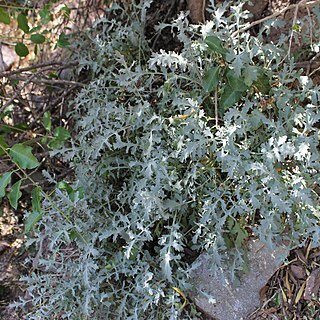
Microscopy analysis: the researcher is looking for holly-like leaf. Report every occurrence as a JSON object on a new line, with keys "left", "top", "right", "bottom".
{"left": 226, "top": 70, "right": 248, "bottom": 92}
{"left": 17, "top": 14, "right": 30, "bottom": 33}
{"left": 220, "top": 85, "right": 243, "bottom": 112}
{"left": 8, "top": 180, "right": 22, "bottom": 209}
{"left": 15, "top": 42, "right": 29, "bottom": 57}
{"left": 0, "top": 172, "right": 12, "bottom": 198}
{"left": 0, "top": 8, "right": 10, "bottom": 25}
{"left": 205, "top": 36, "right": 228, "bottom": 56}
{"left": 203, "top": 66, "right": 220, "bottom": 92}
{"left": 9, "top": 144, "right": 40, "bottom": 169}
{"left": 254, "top": 70, "right": 271, "bottom": 94}
{"left": 30, "top": 33, "right": 46, "bottom": 44}
{"left": 243, "top": 66, "right": 259, "bottom": 87}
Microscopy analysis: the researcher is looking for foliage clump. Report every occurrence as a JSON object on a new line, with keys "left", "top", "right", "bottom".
{"left": 12, "top": 1, "right": 320, "bottom": 319}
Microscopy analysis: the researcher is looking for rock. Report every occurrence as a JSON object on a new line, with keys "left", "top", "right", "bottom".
{"left": 189, "top": 239, "right": 288, "bottom": 320}
{"left": 0, "top": 44, "right": 18, "bottom": 72}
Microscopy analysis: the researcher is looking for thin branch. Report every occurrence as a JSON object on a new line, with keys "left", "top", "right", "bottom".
{"left": 0, "top": 61, "right": 78, "bottom": 78}
{"left": 232, "top": 0, "right": 320, "bottom": 37}
{"left": 8, "top": 76, "right": 86, "bottom": 87}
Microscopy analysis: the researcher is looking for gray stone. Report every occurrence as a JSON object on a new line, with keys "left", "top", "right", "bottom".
{"left": 0, "top": 44, "right": 18, "bottom": 71}
{"left": 189, "top": 239, "right": 288, "bottom": 320}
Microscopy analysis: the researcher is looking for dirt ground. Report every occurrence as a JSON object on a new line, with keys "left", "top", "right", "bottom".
{"left": 0, "top": 0, "right": 319, "bottom": 319}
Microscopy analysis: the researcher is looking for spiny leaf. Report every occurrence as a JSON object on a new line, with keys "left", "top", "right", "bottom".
{"left": 254, "top": 70, "right": 271, "bottom": 94}
{"left": 8, "top": 180, "right": 22, "bottom": 210}
{"left": 203, "top": 66, "right": 220, "bottom": 92}
{"left": 0, "top": 172, "right": 12, "bottom": 198}
{"left": 205, "top": 36, "right": 228, "bottom": 57}
{"left": 226, "top": 70, "right": 248, "bottom": 92}
{"left": 220, "top": 85, "right": 243, "bottom": 112}
{"left": 9, "top": 143, "right": 40, "bottom": 169}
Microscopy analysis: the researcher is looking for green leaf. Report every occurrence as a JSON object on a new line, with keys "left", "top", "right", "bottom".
{"left": 8, "top": 180, "right": 22, "bottom": 210}
{"left": 0, "top": 172, "right": 12, "bottom": 198}
{"left": 31, "top": 186, "right": 42, "bottom": 213}
{"left": 15, "top": 42, "right": 29, "bottom": 57}
{"left": 43, "top": 111, "right": 51, "bottom": 131}
{"left": 25, "top": 211, "right": 42, "bottom": 233}
{"left": 205, "top": 36, "right": 228, "bottom": 56}
{"left": 0, "top": 135, "right": 8, "bottom": 156}
{"left": 9, "top": 143, "right": 40, "bottom": 169}
{"left": 243, "top": 66, "right": 259, "bottom": 87}
{"left": 61, "top": 4, "right": 71, "bottom": 18}
{"left": 25, "top": 186, "right": 43, "bottom": 233}
{"left": 54, "top": 127, "right": 70, "bottom": 140}
{"left": 254, "top": 70, "right": 271, "bottom": 94}
{"left": 57, "top": 32, "right": 70, "bottom": 48}
{"left": 226, "top": 70, "right": 248, "bottom": 92}
{"left": 30, "top": 33, "right": 46, "bottom": 44}
{"left": 203, "top": 66, "right": 220, "bottom": 92}
{"left": 0, "top": 8, "right": 10, "bottom": 25}
{"left": 220, "top": 85, "right": 243, "bottom": 112}
{"left": 40, "top": 5, "right": 53, "bottom": 24}
{"left": 17, "top": 14, "right": 30, "bottom": 33}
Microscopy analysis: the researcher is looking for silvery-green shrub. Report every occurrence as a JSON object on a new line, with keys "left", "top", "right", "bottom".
{"left": 12, "top": 1, "right": 320, "bottom": 319}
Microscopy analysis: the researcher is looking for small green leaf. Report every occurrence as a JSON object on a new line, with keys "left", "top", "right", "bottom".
{"left": 203, "top": 66, "right": 220, "bottom": 92}
{"left": 205, "top": 36, "right": 228, "bottom": 56}
{"left": 54, "top": 127, "right": 70, "bottom": 140}
{"left": 226, "top": 70, "right": 248, "bottom": 92}
{"left": 31, "top": 186, "right": 42, "bottom": 213}
{"left": 29, "top": 26, "right": 41, "bottom": 33}
{"left": 9, "top": 143, "right": 40, "bottom": 169}
{"left": 243, "top": 66, "right": 259, "bottom": 87}
{"left": 0, "top": 172, "right": 12, "bottom": 198}
{"left": 220, "top": 85, "right": 243, "bottom": 112}
{"left": 61, "top": 4, "right": 71, "bottom": 18}
{"left": 0, "top": 8, "right": 10, "bottom": 25}
{"left": 8, "top": 180, "right": 22, "bottom": 210}
{"left": 57, "top": 32, "right": 70, "bottom": 48}
{"left": 43, "top": 111, "right": 52, "bottom": 131}
{"left": 40, "top": 5, "right": 53, "bottom": 24}
{"left": 15, "top": 42, "right": 29, "bottom": 57}
{"left": 17, "top": 14, "right": 30, "bottom": 33}
{"left": 0, "top": 135, "right": 8, "bottom": 156}
{"left": 254, "top": 70, "right": 271, "bottom": 94}
{"left": 25, "top": 186, "right": 43, "bottom": 233}
{"left": 25, "top": 211, "right": 42, "bottom": 233}
{"left": 30, "top": 33, "right": 46, "bottom": 44}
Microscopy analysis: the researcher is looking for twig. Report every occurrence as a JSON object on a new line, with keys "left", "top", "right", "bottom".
{"left": 0, "top": 61, "right": 78, "bottom": 78}
{"left": 232, "top": 0, "right": 320, "bottom": 37}
{"left": 0, "top": 73, "right": 39, "bottom": 113}
{"left": 7, "top": 76, "right": 86, "bottom": 87}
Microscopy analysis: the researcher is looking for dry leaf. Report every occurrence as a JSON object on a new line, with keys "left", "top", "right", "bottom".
{"left": 304, "top": 268, "right": 320, "bottom": 301}
{"left": 290, "top": 265, "right": 307, "bottom": 280}
{"left": 294, "top": 281, "right": 306, "bottom": 304}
